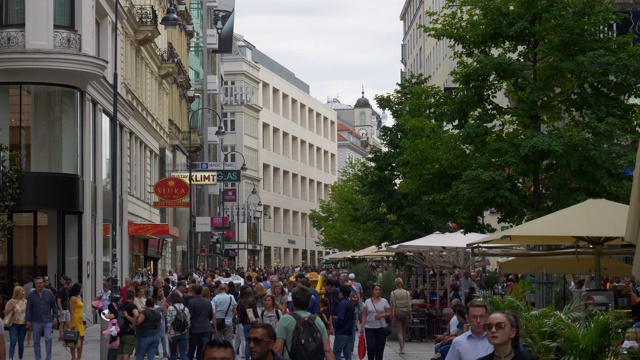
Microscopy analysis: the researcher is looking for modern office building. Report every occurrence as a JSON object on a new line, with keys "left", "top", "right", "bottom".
{"left": 219, "top": 35, "right": 338, "bottom": 268}
{"left": 0, "top": 0, "right": 193, "bottom": 304}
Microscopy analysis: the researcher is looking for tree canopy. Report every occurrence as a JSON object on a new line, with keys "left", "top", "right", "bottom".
{"left": 312, "top": 0, "right": 640, "bottom": 250}
{"left": 0, "top": 145, "right": 21, "bottom": 246}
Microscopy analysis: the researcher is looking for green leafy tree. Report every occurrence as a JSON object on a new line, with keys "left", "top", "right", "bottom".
{"left": 309, "top": 160, "right": 391, "bottom": 250}
{"left": 0, "top": 144, "right": 21, "bottom": 246}
{"left": 418, "top": 0, "right": 640, "bottom": 224}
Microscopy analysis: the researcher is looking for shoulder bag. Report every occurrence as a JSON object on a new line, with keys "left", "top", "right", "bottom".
{"left": 3, "top": 300, "right": 14, "bottom": 328}
{"left": 372, "top": 300, "right": 392, "bottom": 337}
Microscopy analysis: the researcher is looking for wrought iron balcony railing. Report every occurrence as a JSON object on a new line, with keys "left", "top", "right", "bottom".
{"left": 134, "top": 5, "right": 158, "bottom": 26}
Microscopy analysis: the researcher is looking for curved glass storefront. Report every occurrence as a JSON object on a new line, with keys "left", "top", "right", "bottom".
{"left": 0, "top": 84, "right": 81, "bottom": 174}
{"left": 0, "top": 83, "right": 82, "bottom": 304}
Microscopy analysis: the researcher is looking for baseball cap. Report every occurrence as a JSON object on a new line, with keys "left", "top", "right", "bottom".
{"left": 349, "top": 273, "right": 355, "bottom": 280}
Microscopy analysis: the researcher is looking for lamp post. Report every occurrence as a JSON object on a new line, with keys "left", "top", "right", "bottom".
{"left": 246, "top": 189, "right": 262, "bottom": 268}
{"left": 187, "top": 107, "right": 225, "bottom": 272}
{"left": 220, "top": 150, "right": 247, "bottom": 268}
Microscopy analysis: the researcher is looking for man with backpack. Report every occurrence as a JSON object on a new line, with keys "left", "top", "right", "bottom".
{"left": 117, "top": 289, "right": 139, "bottom": 360}
{"left": 273, "top": 286, "right": 335, "bottom": 360}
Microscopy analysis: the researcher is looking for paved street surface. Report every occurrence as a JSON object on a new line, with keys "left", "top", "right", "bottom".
{"left": 6, "top": 323, "right": 436, "bottom": 360}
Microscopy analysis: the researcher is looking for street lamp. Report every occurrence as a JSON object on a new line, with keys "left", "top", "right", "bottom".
{"left": 160, "top": 1, "right": 181, "bottom": 30}
{"left": 187, "top": 106, "right": 224, "bottom": 272}
{"left": 246, "top": 190, "right": 262, "bottom": 268}
{"left": 220, "top": 150, "right": 247, "bottom": 267}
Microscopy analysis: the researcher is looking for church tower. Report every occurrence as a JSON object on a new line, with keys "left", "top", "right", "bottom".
{"left": 354, "top": 86, "right": 374, "bottom": 141}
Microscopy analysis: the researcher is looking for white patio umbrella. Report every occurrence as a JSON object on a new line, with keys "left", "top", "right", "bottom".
{"left": 385, "top": 230, "right": 487, "bottom": 304}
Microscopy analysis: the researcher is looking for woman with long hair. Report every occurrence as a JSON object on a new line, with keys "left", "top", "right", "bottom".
{"left": 166, "top": 291, "right": 190, "bottom": 360}
{"left": 260, "top": 295, "right": 282, "bottom": 329}
{"left": 5, "top": 285, "right": 27, "bottom": 360}
{"left": 271, "top": 283, "right": 287, "bottom": 312}
{"left": 360, "top": 283, "right": 391, "bottom": 360}
{"left": 390, "top": 277, "right": 411, "bottom": 355}
{"left": 236, "top": 288, "right": 259, "bottom": 360}
{"left": 151, "top": 286, "right": 168, "bottom": 358}
{"left": 135, "top": 298, "right": 162, "bottom": 360}
{"left": 68, "top": 283, "right": 85, "bottom": 360}
{"left": 254, "top": 283, "right": 267, "bottom": 312}
{"left": 478, "top": 312, "right": 539, "bottom": 360}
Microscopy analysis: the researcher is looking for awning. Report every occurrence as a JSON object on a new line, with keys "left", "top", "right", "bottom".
{"left": 128, "top": 222, "right": 179, "bottom": 238}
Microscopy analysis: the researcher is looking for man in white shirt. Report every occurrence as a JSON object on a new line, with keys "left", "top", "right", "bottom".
{"left": 444, "top": 299, "right": 492, "bottom": 360}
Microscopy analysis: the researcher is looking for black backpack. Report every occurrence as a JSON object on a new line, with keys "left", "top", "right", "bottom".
{"left": 287, "top": 313, "right": 324, "bottom": 360}
{"left": 170, "top": 305, "right": 188, "bottom": 333}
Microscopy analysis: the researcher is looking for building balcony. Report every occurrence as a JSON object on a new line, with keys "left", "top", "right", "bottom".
{"left": 0, "top": 28, "right": 106, "bottom": 87}
{"left": 157, "top": 42, "right": 179, "bottom": 79}
{"left": 131, "top": 5, "right": 160, "bottom": 46}
{"left": 222, "top": 81, "right": 257, "bottom": 106}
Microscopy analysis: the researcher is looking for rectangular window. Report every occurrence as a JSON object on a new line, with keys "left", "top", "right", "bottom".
{"left": 223, "top": 111, "right": 236, "bottom": 132}
{"left": 1, "top": 0, "right": 25, "bottom": 26}
{"left": 54, "top": 0, "right": 74, "bottom": 28}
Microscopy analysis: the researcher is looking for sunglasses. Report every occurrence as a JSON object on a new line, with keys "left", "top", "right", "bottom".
{"left": 247, "top": 337, "right": 273, "bottom": 346}
{"left": 483, "top": 322, "right": 508, "bottom": 332}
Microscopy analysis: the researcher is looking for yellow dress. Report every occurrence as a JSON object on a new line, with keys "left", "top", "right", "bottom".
{"left": 70, "top": 296, "right": 85, "bottom": 336}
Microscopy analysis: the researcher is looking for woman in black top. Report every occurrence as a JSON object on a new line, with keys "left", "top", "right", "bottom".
{"left": 236, "top": 288, "right": 259, "bottom": 360}
{"left": 135, "top": 298, "right": 162, "bottom": 360}
{"left": 478, "top": 312, "right": 539, "bottom": 360}
{"left": 228, "top": 281, "right": 239, "bottom": 301}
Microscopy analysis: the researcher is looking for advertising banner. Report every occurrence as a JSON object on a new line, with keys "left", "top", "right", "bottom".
{"left": 224, "top": 188, "right": 237, "bottom": 202}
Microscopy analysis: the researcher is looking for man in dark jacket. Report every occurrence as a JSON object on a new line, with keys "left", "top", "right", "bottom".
{"left": 333, "top": 285, "right": 355, "bottom": 360}
{"left": 187, "top": 284, "right": 214, "bottom": 360}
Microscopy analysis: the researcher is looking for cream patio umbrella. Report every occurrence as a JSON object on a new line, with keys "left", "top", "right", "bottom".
{"left": 498, "top": 255, "right": 632, "bottom": 277}
{"left": 349, "top": 243, "right": 395, "bottom": 258}
{"left": 468, "top": 199, "right": 634, "bottom": 288}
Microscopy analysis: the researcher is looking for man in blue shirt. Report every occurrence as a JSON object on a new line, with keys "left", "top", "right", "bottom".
{"left": 333, "top": 285, "right": 355, "bottom": 360}
{"left": 26, "top": 276, "right": 59, "bottom": 360}
{"left": 445, "top": 299, "right": 493, "bottom": 360}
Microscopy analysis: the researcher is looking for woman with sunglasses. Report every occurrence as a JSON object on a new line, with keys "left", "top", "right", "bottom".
{"left": 478, "top": 312, "right": 539, "bottom": 360}
{"left": 360, "top": 283, "right": 391, "bottom": 360}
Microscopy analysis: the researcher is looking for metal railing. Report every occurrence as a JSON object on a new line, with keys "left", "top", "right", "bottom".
{"left": 0, "top": 30, "right": 25, "bottom": 50}
{"left": 53, "top": 30, "right": 81, "bottom": 51}
{"left": 133, "top": 5, "right": 158, "bottom": 27}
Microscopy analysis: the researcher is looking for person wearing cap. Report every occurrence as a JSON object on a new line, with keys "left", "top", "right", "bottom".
{"left": 348, "top": 274, "right": 363, "bottom": 300}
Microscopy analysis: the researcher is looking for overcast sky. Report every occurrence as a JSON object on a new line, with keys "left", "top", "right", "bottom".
{"left": 233, "top": 0, "right": 405, "bottom": 116}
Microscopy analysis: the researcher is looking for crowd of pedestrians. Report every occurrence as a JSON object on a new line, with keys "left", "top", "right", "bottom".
{"left": 0, "top": 264, "right": 547, "bottom": 360}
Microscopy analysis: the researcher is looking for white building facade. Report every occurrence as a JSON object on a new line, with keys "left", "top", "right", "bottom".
{"left": 220, "top": 36, "right": 337, "bottom": 268}
{"left": 0, "top": 0, "right": 193, "bottom": 307}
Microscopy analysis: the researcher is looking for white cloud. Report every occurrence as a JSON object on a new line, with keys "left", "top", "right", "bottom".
{"left": 234, "top": 0, "right": 405, "bottom": 114}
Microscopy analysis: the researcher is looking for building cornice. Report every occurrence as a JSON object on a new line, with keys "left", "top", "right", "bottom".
{"left": 0, "top": 51, "right": 107, "bottom": 89}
